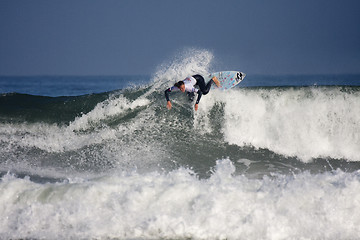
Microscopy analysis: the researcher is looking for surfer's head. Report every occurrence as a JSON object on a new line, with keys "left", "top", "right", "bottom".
{"left": 174, "top": 81, "right": 185, "bottom": 92}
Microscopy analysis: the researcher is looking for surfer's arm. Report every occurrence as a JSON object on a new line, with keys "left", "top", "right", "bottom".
{"left": 165, "top": 86, "right": 177, "bottom": 110}
{"left": 193, "top": 89, "right": 202, "bottom": 111}
{"left": 195, "top": 90, "right": 202, "bottom": 104}
{"left": 164, "top": 86, "right": 177, "bottom": 102}
{"left": 164, "top": 88, "right": 171, "bottom": 102}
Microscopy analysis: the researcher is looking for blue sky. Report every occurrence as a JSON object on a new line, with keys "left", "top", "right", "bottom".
{"left": 0, "top": 0, "right": 359, "bottom": 75}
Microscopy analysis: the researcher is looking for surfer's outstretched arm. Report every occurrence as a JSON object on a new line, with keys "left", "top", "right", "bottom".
{"left": 195, "top": 91, "right": 202, "bottom": 104}
{"left": 194, "top": 91, "right": 202, "bottom": 111}
{"left": 165, "top": 88, "right": 173, "bottom": 110}
{"left": 164, "top": 88, "right": 171, "bottom": 102}
{"left": 164, "top": 83, "right": 184, "bottom": 110}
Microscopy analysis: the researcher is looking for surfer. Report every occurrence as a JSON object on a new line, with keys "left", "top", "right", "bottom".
{"left": 164, "top": 74, "right": 221, "bottom": 111}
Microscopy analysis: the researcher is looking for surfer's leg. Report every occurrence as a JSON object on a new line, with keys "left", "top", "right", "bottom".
{"left": 193, "top": 75, "right": 212, "bottom": 95}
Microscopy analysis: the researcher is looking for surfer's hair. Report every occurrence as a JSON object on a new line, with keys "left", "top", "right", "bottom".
{"left": 174, "top": 81, "right": 184, "bottom": 88}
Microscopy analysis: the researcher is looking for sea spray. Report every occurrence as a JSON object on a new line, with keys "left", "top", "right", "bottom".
{"left": 152, "top": 48, "right": 214, "bottom": 87}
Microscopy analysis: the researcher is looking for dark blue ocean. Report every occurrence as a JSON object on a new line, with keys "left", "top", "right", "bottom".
{"left": 1, "top": 53, "right": 360, "bottom": 239}
{"left": 1, "top": 74, "right": 358, "bottom": 97}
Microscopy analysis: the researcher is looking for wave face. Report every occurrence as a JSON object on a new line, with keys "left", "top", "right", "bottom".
{"left": 1, "top": 49, "right": 360, "bottom": 239}
{"left": 1, "top": 81, "right": 359, "bottom": 174}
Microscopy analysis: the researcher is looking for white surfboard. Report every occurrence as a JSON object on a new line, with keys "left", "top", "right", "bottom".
{"left": 205, "top": 71, "right": 246, "bottom": 90}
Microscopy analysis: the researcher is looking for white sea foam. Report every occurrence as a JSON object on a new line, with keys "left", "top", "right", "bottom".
{"left": 196, "top": 87, "right": 360, "bottom": 161}
{"left": 1, "top": 159, "right": 359, "bottom": 239}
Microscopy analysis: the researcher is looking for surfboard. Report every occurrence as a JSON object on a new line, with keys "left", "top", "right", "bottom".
{"left": 206, "top": 71, "right": 246, "bottom": 90}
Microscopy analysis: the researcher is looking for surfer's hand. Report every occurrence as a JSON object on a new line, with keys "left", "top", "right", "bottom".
{"left": 194, "top": 104, "right": 198, "bottom": 111}
{"left": 166, "top": 101, "right": 172, "bottom": 110}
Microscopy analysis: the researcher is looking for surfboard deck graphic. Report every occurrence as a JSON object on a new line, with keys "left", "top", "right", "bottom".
{"left": 206, "top": 71, "right": 246, "bottom": 90}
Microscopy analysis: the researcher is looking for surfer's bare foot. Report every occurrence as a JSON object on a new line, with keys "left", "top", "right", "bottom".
{"left": 212, "top": 76, "right": 221, "bottom": 87}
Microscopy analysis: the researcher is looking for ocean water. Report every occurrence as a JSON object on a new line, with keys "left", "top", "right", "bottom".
{"left": 1, "top": 51, "right": 360, "bottom": 239}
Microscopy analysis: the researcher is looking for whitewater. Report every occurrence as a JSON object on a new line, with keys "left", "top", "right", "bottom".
{"left": 1, "top": 49, "right": 360, "bottom": 239}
